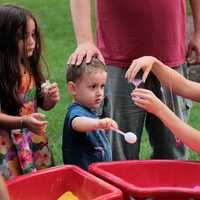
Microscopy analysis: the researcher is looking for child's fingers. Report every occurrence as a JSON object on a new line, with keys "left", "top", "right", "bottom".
{"left": 110, "top": 120, "right": 118, "bottom": 129}
{"left": 29, "top": 114, "right": 48, "bottom": 127}
{"left": 142, "top": 69, "right": 150, "bottom": 82}
{"left": 23, "top": 114, "right": 48, "bottom": 133}
{"left": 103, "top": 118, "right": 118, "bottom": 129}
{"left": 47, "top": 83, "right": 59, "bottom": 94}
{"left": 33, "top": 118, "right": 48, "bottom": 127}
{"left": 31, "top": 113, "right": 46, "bottom": 120}
{"left": 125, "top": 59, "right": 137, "bottom": 81}
{"left": 126, "top": 59, "right": 141, "bottom": 82}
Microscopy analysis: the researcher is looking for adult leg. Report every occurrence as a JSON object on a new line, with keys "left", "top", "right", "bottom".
{"left": 104, "top": 65, "right": 146, "bottom": 160}
{"left": 145, "top": 65, "right": 192, "bottom": 159}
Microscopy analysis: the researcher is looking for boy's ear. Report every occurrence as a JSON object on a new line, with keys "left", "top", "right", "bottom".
{"left": 67, "top": 81, "right": 76, "bottom": 95}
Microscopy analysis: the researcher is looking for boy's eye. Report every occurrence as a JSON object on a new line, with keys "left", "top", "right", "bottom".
{"left": 101, "top": 84, "right": 105, "bottom": 89}
{"left": 90, "top": 84, "right": 96, "bottom": 89}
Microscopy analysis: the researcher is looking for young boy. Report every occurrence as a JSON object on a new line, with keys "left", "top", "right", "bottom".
{"left": 62, "top": 58, "right": 118, "bottom": 170}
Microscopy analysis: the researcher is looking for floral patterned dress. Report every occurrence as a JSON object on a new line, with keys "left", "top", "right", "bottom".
{"left": 0, "top": 72, "right": 53, "bottom": 180}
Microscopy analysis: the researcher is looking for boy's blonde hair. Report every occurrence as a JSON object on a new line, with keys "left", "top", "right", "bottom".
{"left": 67, "top": 57, "right": 107, "bottom": 82}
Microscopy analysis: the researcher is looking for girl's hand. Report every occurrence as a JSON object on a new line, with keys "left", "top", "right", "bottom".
{"left": 98, "top": 117, "right": 118, "bottom": 130}
{"left": 42, "top": 82, "right": 60, "bottom": 110}
{"left": 131, "top": 88, "right": 164, "bottom": 115}
{"left": 125, "top": 56, "right": 157, "bottom": 83}
{"left": 67, "top": 41, "right": 105, "bottom": 66}
{"left": 22, "top": 113, "right": 48, "bottom": 133}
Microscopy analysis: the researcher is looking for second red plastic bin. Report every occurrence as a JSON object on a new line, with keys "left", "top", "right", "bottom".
{"left": 89, "top": 160, "right": 200, "bottom": 200}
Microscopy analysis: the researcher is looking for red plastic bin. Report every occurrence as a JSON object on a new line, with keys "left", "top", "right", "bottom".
{"left": 89, "top": 160, "right": 200, "bottom": 200}
{"left": 6, "top": 165, "right": 122, "bottom": 200}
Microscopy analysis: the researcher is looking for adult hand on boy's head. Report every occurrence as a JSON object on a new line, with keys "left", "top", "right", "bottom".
{"left": 67, "top": 41, "right": 105, "bottom": 66}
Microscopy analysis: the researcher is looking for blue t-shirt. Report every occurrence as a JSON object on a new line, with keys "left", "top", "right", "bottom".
{"left": 62, "top": 102, "right": 112, "bottom": 170}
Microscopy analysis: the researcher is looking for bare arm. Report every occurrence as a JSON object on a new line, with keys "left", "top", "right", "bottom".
{"left": 152, "top": 58, "right": 200, "bottom": 101}
{"left": 189, "top": 0, "right": 200, "bottom": 35}
{"left": 71, "top": 116, "right": 118, "bottom": 132}
{"left": 126, "top": 56, "right": 200, "bottom": 101}
{"left": 157, "top": 100, "right": 200, "bottom": 154}
{"left": 132, "top": 88, "right": 200, "bottom": 154}
{"left": 187, "top": 0, "right": 200, "bottom": 64}
{"left": 70, "top": 0, "right": 93, "bottom": 45}
{"left": 0, "top": 113, "right": 22, "bottom": 129}
{"left": 152, "top": 62, "right": 200, "bottom": 101}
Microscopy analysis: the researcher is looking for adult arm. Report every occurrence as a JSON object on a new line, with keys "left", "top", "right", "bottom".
{"left": 187, "top": 0, "right": 200, "bottom": 64}
{"left": 70, "top": 0, "right": 93, "bottom": 45}
{"left": 68, "top": 0, "right": 104, "bottom": 65}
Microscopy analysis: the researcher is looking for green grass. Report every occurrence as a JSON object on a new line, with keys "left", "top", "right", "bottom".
{"left": 0, "top": 0, "right": 199, "bottom": 163}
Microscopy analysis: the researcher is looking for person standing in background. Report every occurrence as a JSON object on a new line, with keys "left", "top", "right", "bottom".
{"left": 68, "top": 0, "right": 200, "bottom": 160}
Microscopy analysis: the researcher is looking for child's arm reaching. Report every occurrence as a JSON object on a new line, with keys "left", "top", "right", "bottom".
{"left": 132, "top": 88, "right": 200, "bottom": 154}
{"left": 125, "top": 56, "right": 200, "bottom": 102}
{"left": 0, "top": 112, "right": 48, "bottom": 133}
{"left": 71, "top": 116, "right": 118, "bottom": 132}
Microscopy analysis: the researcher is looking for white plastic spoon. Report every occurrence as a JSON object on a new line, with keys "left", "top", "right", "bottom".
{"left": 113, "top": 129, "right": 137, "bottom": 144}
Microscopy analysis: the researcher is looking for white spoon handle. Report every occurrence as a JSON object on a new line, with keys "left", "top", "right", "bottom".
{"left": 112, "top": 128, "right": 125, "bottom": 136}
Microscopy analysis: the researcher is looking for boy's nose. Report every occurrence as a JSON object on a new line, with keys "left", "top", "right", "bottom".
{"left": 97, "top": 88, "right": 104, "bottom": 96}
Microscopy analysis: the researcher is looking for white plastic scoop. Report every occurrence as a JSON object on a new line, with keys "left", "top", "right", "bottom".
{"left": 113, "top": 129, "right": 137, "bottom": 144}
{"left": 41, "top": 80, "right": 51, "bottom": 93}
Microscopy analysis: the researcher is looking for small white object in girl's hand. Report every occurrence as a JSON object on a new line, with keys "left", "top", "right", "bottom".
{"left": 41, "top": 80, "right": 51, "bottom": 93}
